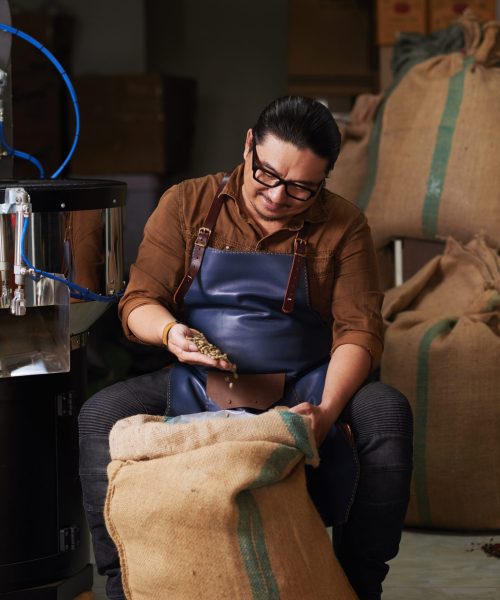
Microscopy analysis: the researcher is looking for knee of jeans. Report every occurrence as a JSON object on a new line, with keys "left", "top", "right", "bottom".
{"left": 348, "top": 382, "right": 413, "bottom": 441}
{"left": 79, "top": 380, "right": 144, "bottom": 437}
{"left": 79, "top": 392, "right": 116, "bottom": 437}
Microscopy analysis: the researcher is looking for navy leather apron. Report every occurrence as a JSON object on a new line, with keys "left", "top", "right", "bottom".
{"left": 167, "top": 237, "right": 358, "bottom": 526}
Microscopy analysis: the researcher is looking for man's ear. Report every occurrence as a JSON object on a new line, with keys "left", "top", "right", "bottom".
{"left": 243, "top": 128, "right": 253, "bottom": 160}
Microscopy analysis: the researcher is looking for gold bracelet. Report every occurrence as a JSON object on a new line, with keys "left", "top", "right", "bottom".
{"left": 161, "top": 320, "right": 178, "bottom": 347}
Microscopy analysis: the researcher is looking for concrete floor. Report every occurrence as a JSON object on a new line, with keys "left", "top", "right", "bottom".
{"left": 90, "top": 529, "right": 500, "bottom": 599}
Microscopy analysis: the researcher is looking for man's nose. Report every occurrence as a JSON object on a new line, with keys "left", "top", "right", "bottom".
{"left": 267, "top": 184, "right": 289, "bottom": 203}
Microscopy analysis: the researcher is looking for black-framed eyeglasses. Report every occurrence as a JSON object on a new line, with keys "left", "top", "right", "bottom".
{"left": 251, "top": 137, "right": 324, "bottom": 202}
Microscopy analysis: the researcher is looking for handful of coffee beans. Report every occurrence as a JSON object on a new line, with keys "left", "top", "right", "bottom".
{"left": 187, "top": 330, "right": 238, "bottom": 388}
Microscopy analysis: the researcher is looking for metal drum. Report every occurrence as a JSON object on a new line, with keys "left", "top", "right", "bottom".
{"left": 0, "top": 179, "right": 126, "bottom": 597}
{"left": 0, "top": 178, "right": 125, "bottom": 377}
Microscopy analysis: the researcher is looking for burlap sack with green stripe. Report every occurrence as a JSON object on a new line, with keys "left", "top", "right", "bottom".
{"left": 325, "top": 93, "right": 383, "bottom": 204}
{"left": 357, "top": 12, "right": 500, "bottom": 249}
{"left": 324, "top": 93, "right": 395, "bottom": 291}
{"left": 105, "top": 409, "right": 357, "bottom": 600}
{"left": 381, "top": 236, "right": 500, "bottom": 529}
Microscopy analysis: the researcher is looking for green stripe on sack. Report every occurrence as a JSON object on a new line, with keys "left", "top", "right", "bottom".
{"left": 254, "top": 445, "right": 299, "bottom": 489}
{"left": 485, "top": 291, "right": 500, "bottom": 312}
{"left": 356, "top": 94, "right": 386, "bottom": 213}
{"left": 237, "top": 490, "right": 280, "bottom": 600}
{"left": 422, "top": 56, "right": 474, "bottom": 238}
{"left": 279, "top": 410, "right": 316, "bottom": 460}
{"left": 236, "top": 441, "right": 304, "bottom": 599}
{"left": 415, "top": 319, "right": 455, "bottom": 525}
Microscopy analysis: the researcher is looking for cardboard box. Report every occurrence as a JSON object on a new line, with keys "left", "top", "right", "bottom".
{"left": 429, "top": 0, "right": 496, "bottom": 31}
{"left": 10, "top": 12, "right": 74, "bottom": 178}
{"left": 376, "top": 0, "right": 428, "bottom": 45}
{"left": 288, "top": 0, "right": 377, "bottom": 96}
{"left": 71, "top": 74, "right": 196, "bottom": 175}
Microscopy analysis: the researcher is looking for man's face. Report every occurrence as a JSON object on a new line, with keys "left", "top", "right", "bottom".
{"left": 241, "top": 129, "right": 328, "bottom": 225}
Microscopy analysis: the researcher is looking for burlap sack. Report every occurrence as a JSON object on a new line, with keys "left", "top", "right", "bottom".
{"left": 358, "top": 12, "right": 500, "bottom": 250}
{"left": 381, "top": 236, "right": 500, "bottom": 529}
{"left": 324, "top": 94, "right": 394, "bottom": 291}
{"left": 105, "top": 409, "right": 357, "bottom": 600}
{"left": 326, "top": 93, "right": 383, "bottom": 204}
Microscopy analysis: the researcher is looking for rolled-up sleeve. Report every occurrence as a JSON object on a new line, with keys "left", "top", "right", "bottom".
{"left": 330, "top": 212, "right": 384, "bottom": 368}
{"left": 118, "top": 184, "right": 186, "bottom": 341}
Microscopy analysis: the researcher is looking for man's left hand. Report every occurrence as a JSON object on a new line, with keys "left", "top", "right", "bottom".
{"left": 288, "top": 402, "right": 335, "bottom": 447}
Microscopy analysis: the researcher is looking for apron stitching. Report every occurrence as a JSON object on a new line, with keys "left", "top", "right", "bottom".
{"left": 204, "top": 247, "right": 297, "bottom": 258}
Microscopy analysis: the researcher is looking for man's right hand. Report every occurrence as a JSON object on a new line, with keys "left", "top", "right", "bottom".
{"left": 167, "top": 323, "right": 235, "bottom": 371}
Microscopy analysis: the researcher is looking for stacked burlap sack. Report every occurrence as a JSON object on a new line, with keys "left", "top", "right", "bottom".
{"left": 325, "top": 93, "right": 383, "bottom": 205}
{"left": 366, "top": 10, "right": 500, "bottom": 249}
{"left": 327, "top": 10, "right": 500, "bottom": 253}
{"left": 325, "top": 93, "right": 397, "bottom": 290}
{"left": 105, "top": 409, "right": 357, "bottom": 600}
{"left": 381, "top": 236, "right": 500, "bottom": 529}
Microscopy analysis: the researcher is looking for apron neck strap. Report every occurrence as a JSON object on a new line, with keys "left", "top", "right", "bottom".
{"left": 173, "top": 173, "right": 230, "bottom": 305}
{"left": 282, "top": 224, "right": 308, "bottom": 314}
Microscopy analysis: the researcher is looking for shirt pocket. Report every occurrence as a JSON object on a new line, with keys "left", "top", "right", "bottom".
{"left": 307, "top": 251, "right": 335, "bottom": 281}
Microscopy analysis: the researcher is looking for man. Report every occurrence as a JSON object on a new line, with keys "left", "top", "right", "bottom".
{"left": 79, "top": 96, "right": 413, "bottom": 600}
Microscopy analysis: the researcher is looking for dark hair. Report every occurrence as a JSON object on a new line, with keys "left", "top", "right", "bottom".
{"left": 252, "top": 96, "right": 341, "bottom": 173}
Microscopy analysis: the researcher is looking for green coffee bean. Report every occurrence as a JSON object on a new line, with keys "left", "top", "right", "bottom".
{"left": 187, "top": 330, "right": 239, "bottom": 390}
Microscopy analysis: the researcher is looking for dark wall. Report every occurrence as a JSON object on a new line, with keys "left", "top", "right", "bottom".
{"left": 145, "top": 0, "right": 288, "bottom": 177}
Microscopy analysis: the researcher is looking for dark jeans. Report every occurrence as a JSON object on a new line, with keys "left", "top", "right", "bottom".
{"left": 79, "top": 368, "right": 412, "bottom": 600}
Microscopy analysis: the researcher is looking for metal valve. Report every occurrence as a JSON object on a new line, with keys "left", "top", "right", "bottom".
{"left": 10, "top": 285, "right": 25, "bottom": 315}
{"left": 1, "top": 187, "right": 32, "bottom": 315}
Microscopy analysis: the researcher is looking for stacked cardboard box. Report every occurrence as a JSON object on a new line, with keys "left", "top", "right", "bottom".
{"left": 376, "top": 0, "right": 497, "bottom": 89}
{"left": 376, "top": 0, "right": 427, "bottom": 46}
{"left": 287, "top": 0, "right": 378, "bottom": 103}
{"left": 71, "top": 74, "right": 196, "bottom": 175}
{"left": 376, "top": 0, "right": 496, "bottom": 45}
{"left": 429, "top": 0, "right": 496, "bottom": 31}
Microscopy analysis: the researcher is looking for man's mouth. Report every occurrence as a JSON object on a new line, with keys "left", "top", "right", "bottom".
{"left": 260, "top": 194, "right": 290, "bottom": 212}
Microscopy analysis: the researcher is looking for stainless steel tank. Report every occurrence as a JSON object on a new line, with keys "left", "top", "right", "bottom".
{"left": 0, "top": 178, "right": 125, "bottom": 378}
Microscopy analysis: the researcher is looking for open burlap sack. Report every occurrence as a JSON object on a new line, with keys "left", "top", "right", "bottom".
{"left": 105, "top": 409, "right": 357, "bottom": 600}
{"left": 358, "top": 11, "right": 500, "bottom": 250}
{"left": 381, "top": 236, "right": 500, "bottom": 529}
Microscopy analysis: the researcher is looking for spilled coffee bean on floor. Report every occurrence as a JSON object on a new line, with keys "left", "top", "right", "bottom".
{"left": 467, "top": 539, "right": 500, "bottom": 559}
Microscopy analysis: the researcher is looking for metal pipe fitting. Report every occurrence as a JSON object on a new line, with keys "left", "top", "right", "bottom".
{"left": 0, "top": 212, "right": 10, "bottom": 308}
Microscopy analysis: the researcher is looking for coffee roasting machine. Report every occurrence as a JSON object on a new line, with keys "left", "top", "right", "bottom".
{"left": 0, "top": 3, "right": 126, "bottom": 597}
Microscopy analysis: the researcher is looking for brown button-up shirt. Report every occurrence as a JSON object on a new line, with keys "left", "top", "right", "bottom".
{"left": 119, "top": 164, "right": 384, "bottom": 367}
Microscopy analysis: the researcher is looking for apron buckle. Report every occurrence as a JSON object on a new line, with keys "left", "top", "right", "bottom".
{"left": 194, "top": 226, "right": 212, "bottom": 247}
{"left": 294, "top": 237, "right": 307, "bottom": 257}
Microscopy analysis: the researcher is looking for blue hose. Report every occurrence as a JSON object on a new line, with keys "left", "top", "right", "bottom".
{"left": 0, "top": 120, "right": 45, "bottom": 177}
{"left": 0, "top": 22, "right": 80, "bottom": 179}
{"left": 21, "top": 215, "right": 122, "bottom": 303}
{"left": 1, "top": 26, "right": 121, "bottom": 302}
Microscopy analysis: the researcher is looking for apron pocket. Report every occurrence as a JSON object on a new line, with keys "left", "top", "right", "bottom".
{"left": 207, "top": 372, "right": 285, "bottom": 410}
